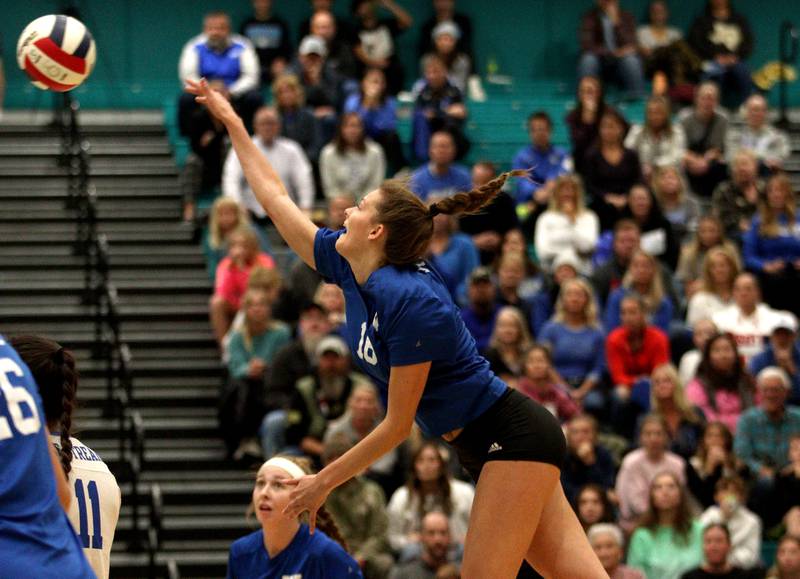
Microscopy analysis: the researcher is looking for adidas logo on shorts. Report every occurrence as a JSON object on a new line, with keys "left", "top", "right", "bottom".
{"left": 488, "top": 442, "right": 503, "bottom": 453}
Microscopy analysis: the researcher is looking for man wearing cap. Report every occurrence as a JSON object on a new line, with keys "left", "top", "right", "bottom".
{"left": 290, "top": 35, "right": 344, "bottom": 135}
{"left": 750, "top": 312, "right": 800, "bottom": 405}
{"left": 309, "top": 10, "right": 358, "bottom": 82}
{"left": 459, "top": 266, "right": 499, "bottom": 352}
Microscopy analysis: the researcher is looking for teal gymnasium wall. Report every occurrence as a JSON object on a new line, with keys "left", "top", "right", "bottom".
{"left": 1, "top": 0, "right": 797, "bottom": 109}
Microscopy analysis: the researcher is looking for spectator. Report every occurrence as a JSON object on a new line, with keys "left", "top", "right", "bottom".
{"left": 677, "top": 214, "right": 738, "bottom": 299}
{"left": 652, "top": 165, "right": 700, "bottom": 246}
{"left": 178, "top": 11, "right": 262, "bottom": 134}
{"left": 389, "top": 511, "right": 460, "bottom": 579}
{"left": 635, "top": 0, "right": 700, "bottom": 99}
{"left": 726, "top": 94, "right": 791, "bottom": 172}
{"left": 622, "top": 182, "right": 680, "bottom": 270}
{"left": 605, "top": 250, "right": 674, "bottom": 334}
{"left": 202, "top": 197, "right": 272, "bottom": 282}
{"left": 578, "top": 0, "right": 645, "bottom": 100}
{"left": 561, "top": 415, "right": 617, "bottom": 504}
{"left": 688, "top": 0, "right": 754, "bottom": 109}
{"left": 773, "top": 435, "right": 800, "bottom": 537}
{"left": 712, "top": 273, "right": 779, "bottom": 363}
{"left": 412, "top": 57, "right": 469, "bottom": 162}
{"left": 625, "top": 96, "right": 687, "bottom": 182}
{"left": 584, "top": 109, "right": 643, "bottom": 231}
{"left": 239, "top": 0, "right": 292, "bottom": 85}
{"left": 309, "top": 9, "right": 358, "bottom": 81}
{"left": 272, "top": 74, "right": 323, "bottom": 164}
{"left": 743, "top": 173, "right": 800, "bottom": 317}
{"left": 292, "top": 35, "right": 344, "bottom": 139}
{"left": 420, "top": 21, "right": 471, "bottom": 94}
{"left": 686, "top": 244, "right": 741, "bottom": 326}
{"left": 627, "top": 472, "right": 704, "bottom": 579}
{"left": 529, "top": 249, "right": 581, "bottom": 338}
{"left": 679, "top": 318, "right": 718, "bottom": 386}
{"left": 735, "top": 367, "right": 800, "bottom": 502}
{"left": 699, "top": 477, "right": 763, "bottom": 570}
{"left": 766, "top": 535, "right": 800, "bottom": 579}
{"left": 320, "top": 112, "right": 385, "bottom": 201}
{"left": 410, "top": 131, "right": 471, "bottom": 202}
{"left": 211, "top": 227, "right": 276, "bottom": 344}
{"left": 680, "top": 81, "right": 729, "bottom": 199}
{"left": 386, "top": 442, "right": 474, "bottom": 560}
{"left": 343, "top": 68, "right": 406, "bottom": 174}
{"left": 516, "top": 344, "right": 580, "bottom": 423}
{"left": 483, "top": 306, "right": 532, "bottom": 386}
{"left": 427, "top": 200, "right": 480, "bottom": 303}
{"left": 418, "top": 0, "right": 474, "bottom": 63}
{"left": 494, "top": 252, "right": 535, "bottom": 324}
{"left": 576, "top": 483, "right": 617, "bottom": 530}
{"left": 322, "top": 436, "right": 394, "bottom": 579}
{"left": 221, "top": 288, "right": 291, "bottom": 458}
{"left": 534, "top": 174, "right": 600, "bottom": 274}
{"left": 681, "top": 523, "right": 758, "bottom": 579}
{"left": 750, "top": 313, "right": 800, "bottom": 406}
{"left": 686, "top": 332, "right": 754, "bottom": 434}
{"left": 539, "top": 278, "right": 606, "bottom": 413}
{"left": 314, "top": 282, "right": 346, "bottom": 334}
{"left": 688, "top": 421, "right": 746, "bottom": 509}
{"left": 499, "top": 230, "right": 541, "bottom": 298}
{"left": 617, "top": 415, "right": 687, "bottom": 529}
{"left": 588, "top": 523, "right": 646, "bottom": 579}
{"left": 648, "top": 363, "right": 705, "bottom": 459}
{"left": 712, "top": 149, "right": 764, "bottom": 241}
{"left": 351, "top": 0, "right": 413, "bottom": 95}
{"left": 591, "top": 219, "right": 642, "bottom": 306}
{"left": 459, "top": 266, "right": 499, "bottom": 352}
{"left": 223, "top": 106, "right": 315, "bottom": 215}
{"left": 458, "top": 162, "right": 520, "bottom": 266}
{"left": 567, "top": 76, "right": 628, "bottom": 176}
{"left": 299, "top": 0, "right": 353, "bottom": 46}
{"left": 512, "top": 111, "right": 572, "bottom": 208}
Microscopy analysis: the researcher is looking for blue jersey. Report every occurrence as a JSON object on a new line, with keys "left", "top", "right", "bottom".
{"left": 227, "top": 525, "right": 362, "bottom": 579}
{"left": 0, "top": 336, "right": 95, "bottom": 578}
{"left": 314, "top": 228, "right": 507, "bottom": 436}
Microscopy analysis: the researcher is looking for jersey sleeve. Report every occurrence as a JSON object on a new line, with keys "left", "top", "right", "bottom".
{"left": 384, "top": 296, "right": 454, "bottom": 366}
{"left": 313, "top": 228, "right": 352, "bottom": 287}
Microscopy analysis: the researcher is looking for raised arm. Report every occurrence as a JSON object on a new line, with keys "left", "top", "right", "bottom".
{"left": 185, "top": 79, "right": 319, "bottom": 269}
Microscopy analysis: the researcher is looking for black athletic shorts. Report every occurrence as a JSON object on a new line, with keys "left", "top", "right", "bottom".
{"left": 447, "top": 388, "right": 567, "bottom": 481}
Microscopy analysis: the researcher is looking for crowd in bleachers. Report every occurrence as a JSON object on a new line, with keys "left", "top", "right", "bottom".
{"left": 175, "top": 0, "right": 800, "bottom": 577}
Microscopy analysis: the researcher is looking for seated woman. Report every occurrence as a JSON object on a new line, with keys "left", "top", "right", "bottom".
{"left": 743, "top": 173, "right": 800, "bottom": 318}
{"left": 575, "top": 483, "right": 617, "bottom": 531}
{"left": 767, "top": 535, "right": 800, "bottom": 579}
{"left": 314, "top": 282, "right": 346, "bottom": 335}
{"left": 272, "top": 73, "right": 322, "bottom": 164}
{"left": 222, "top": 288, "right": 292, "bottom": 458}
{"left": 515, "top": 344, "right": 579, "bottom": 424}
{"left": 539, "top": 278, "right": 606, "bottom": 414}
{"left": 687, "top": 421, "right": 747, "bottom": 509}
{"left": 533, "top": 174, "right": 600, "bottom": 275}
{"left": 343, "top": 68, "right": 405, "bottom": 174}
{"left": 685, "top": 333, "right": 754, "bottom": 435}
{"left": 419, "top": 21, "right": 471, "bottom": 94}
{"left": 604, "top": 250, "right": 674, "bottom": 334}
{"left": 624, "top": 96, "right": 686, "bottom": 183}
{"left": 227, "top": 455, "right": 360, "bottom": 577}
{"left": 652, "top": 165, "right": 701, "bottom": 246}
{"left": 686, "top": 246, "right": 741, "bottom": 326}
{"left": 494, "top": 252, "right": 536, "bottom": 323}
{"left": 529, "top": 249, "right": 580, "bottom": 338}
{"left": 645, "top": 363, "right": 705, "bottom": 459}
{"left": 621, "top": 182, "right": 680, "bottom": 270}
{"left": 203, "top": 197, "right": 272, "bottom": 282}
{"left": 483, "top": 306, "right": 533, "bottom": 387}
{"left": 211, "top": 227, "right": 276, "bottom": 344}
{"left": 319, "top": 112, "right": 386, "bottom": 201}
{"left": 386, "top": 442, "right": 474, "bottom": 561}
{"left": 626, "top": 472, "right": 704, "bottom": 579}
{"left": 677, "top": 214, "right": 740, "bottom": 300}
{"left": 588, "top": 524, "right": 645, "bottom": 579}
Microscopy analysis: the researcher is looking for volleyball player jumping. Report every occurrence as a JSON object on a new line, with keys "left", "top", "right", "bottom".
{"left": 186, "top": 78, "right": 607, "bottom": 578}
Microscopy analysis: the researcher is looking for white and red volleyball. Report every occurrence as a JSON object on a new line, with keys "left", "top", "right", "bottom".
{"left": 16, "top": 15, "right": 96, "bottom": 92}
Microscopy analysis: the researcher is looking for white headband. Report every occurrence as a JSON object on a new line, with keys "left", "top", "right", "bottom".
{"left": 262, "top": 457, "right": 306, "bottom": 480}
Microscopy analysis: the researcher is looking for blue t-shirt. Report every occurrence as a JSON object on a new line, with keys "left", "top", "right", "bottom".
{"left": 538, "top": 321, "right": 606, "bottom": 384}
{"left": 227, "top": 525, "right": 362, "bottom": 579}
{"left": 314, "top": 228, "right": 507, "bottom": 436}
{"left": 0, "top": 336, "right": 95, "bottom": 578}
{"left": 409, "top": 164, "right": 472, "bottom": 202}
{"left": 512, "top": 144, "right": 571, "bottom": 205}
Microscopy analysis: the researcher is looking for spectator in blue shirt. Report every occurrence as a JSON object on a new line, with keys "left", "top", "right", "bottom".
{"left": 459, "top": 266, "right": 500, "bottom": 352}
{"left": 410, "top": 131, "right": 472, "bottom": 202}
{"left": 750, "top": 312, "right": 800, "bottom": 406}
{"left": 428, "top": 201, "right": 480, "bottom": 303}
{"left": 512, "top": 111, "right": 572, "bottom": 207}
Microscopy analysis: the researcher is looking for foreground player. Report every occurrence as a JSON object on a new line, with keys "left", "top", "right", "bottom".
{"left": 0, "top": 335, "right": 95, "bottom": 578}
{"left": 187, "top": 78, "right": 607, "bottom": 578}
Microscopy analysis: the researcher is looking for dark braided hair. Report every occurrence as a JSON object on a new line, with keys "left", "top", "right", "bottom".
{"left": 10, "top": 335, "right": 78, "bottom": 476}
{"left": 376, "top": 169, "right": 527, "bottom": 267}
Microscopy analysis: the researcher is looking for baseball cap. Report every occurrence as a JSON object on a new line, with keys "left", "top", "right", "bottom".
{"left": 469, "top": 266, "right": 493, "bottom": 284}
{"left": 299, "top": 35, "right": 328, "bottom": 58}
{"left": 552, "top": 248, "right": 580, "bottom": 272}
{"left": 432, "top": 21, "right": 461, "bottom": 41}
{"left": 315, "top": 335, "right": 349, "bottom": 358}
{"left": 771, "top": 311, "right": 798, "bottom": 333}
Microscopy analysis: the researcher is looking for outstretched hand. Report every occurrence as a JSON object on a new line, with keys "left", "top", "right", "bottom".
{"left": 184, "top": 78, "right": 239, "bottom": 125}
{"left": 282, "top": 474, "right": 330, "bottom": 533}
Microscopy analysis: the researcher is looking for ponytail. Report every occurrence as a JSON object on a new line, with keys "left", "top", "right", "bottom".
{"left": 428, "top": 169, "right": 527, "bottom": 217}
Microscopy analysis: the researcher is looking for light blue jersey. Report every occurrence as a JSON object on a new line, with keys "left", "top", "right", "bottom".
{"left": 314, "top": 228, "right": 507, "bottom": 436}
{"left": 0, "top": 335, "right": 95, "bottom": 578}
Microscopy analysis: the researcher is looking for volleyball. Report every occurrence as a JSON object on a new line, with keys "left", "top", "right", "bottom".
{"left": 16, "top": 15, "right": 96, "bottom": 92}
